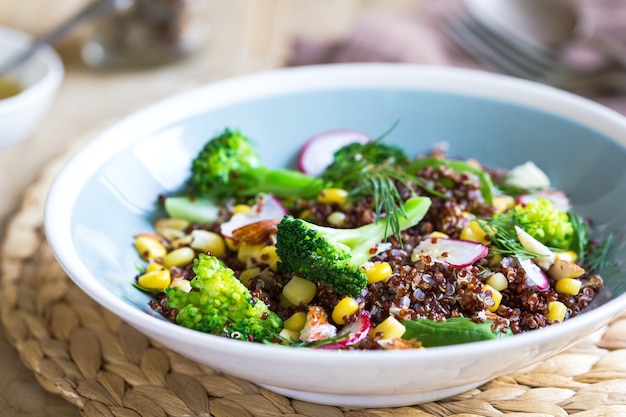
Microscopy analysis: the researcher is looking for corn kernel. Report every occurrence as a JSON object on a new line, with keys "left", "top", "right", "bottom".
{"left": 493, "top": 195, "right": 515, "bottom": 213}
{"left": 137, "top": 269, "right": 171, "bottom": 290}
{"left": 284, "top": 311, "right": 307, "bottom": 331}
{"left": 260, "top": 245, "right": 279, "bottom": 270}
{"left": 317, "top": 188, "right": 348, "bottom": 205}
{"left": 555, "top": 277, "right": 582, "bottom": 296}
{"left": 365, "top": 262, "right": 392, "bottom": 284}
{"left": 170, "top": 278, "right": 192, "bottom": 292}
{"left": 225, "top": 237, "right": 240, "bottom": 251}
{"left": 162, "top": 247, "right": 196, "bottom": 268}
{"left": 555, "top": 250, "right": 578, "bottom": 263}
{"left": 332, "top": 297, "right": 359, "bottom": 325}
{"left": 327, "top": 211, "right": 347, "bottom": 227}
{"left": 483, "top": 284, "right": 502, "bottom": 312}
{"left": 282, "top": 276, "right": 317, "bottom": 306}
{"left": 279, "top": 328, "right": 301, "bottom": 342}
{"left": 486, "top": 272, "right": 508, "bottom": 291}
{"left": 233, "top": 204, "right": 252, "bottom": 214}
{"left": 460, "top": 220, "right": 490, "bottom": 245}
{"left": 239, "top": 267, "right": 260, "bottom": 286}
{"left": 546, "top": 301, "right": 567, "bottom": 322}
{"left": 370, "top": 316, "right": 406, "bottom": 340}
{"left": 190, "top": 230, "right": 226, "bottom": 258}
{"left": 424, "top": 231, "right": 449, "bottom": 239}
{"left": 135, "top": 236, "right": 167, "bottom": 260}
{"left": 155, "top": 218, "right": 189, "bottom": 240}
{"left": 145, "top": 262, "right": 164, "bottom": 273}
{"left": 237, "top": 244, "right": 264, "bottom": 264}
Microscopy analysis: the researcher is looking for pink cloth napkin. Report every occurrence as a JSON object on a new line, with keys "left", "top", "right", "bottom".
{"left": 289, "top": 0, "right": 626, "bottom": 115}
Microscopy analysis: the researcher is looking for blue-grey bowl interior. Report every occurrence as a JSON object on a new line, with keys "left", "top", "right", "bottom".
{"left": 71, "top": 86, "right": 626, "bottom": 319}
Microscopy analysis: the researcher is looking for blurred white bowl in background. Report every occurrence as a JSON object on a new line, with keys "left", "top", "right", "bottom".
{"left": 0, "top": 25, "right": 64, "bottom": 148}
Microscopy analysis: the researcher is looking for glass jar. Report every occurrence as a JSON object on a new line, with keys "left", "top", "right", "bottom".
{"left": 81, "top": 0, "right": 208, "bottom": 69}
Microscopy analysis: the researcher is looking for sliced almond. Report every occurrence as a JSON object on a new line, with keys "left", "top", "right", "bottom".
{"left": 231, "top": 219, "right": 279, "bottom": 244}
{"left": 548, "top": 258, "right": 585, "bottom": 280}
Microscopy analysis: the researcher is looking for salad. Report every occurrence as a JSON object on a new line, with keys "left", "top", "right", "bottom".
{"left": 132, "top": 127, "right": 609, "bottom": 350}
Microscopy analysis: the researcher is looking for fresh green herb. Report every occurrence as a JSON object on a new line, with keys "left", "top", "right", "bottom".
{"left": 402, "top": 317, "right": 511, "bottom": 347}
{"left": 568, "top": 210, "right": 590, "bottom": 264}
{"left": 476, "top": 215, "right": 546, "bottom": 259}
{"left": 587, "top": 233, "right": 615, "bottom": 274}
{"left": 271, "top": 333, "right": 350, "bottom": 348}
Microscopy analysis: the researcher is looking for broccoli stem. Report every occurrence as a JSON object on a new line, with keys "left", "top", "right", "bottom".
{"left": 240, "top": 167, "right": 325, "bottom": 200}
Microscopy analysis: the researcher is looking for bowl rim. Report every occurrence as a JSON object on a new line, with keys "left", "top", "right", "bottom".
{"left": 45, "top": 63, "right": 626, "bottom": 362}
{"left": 0, "top": 24, "right": 64, "bottom": 112}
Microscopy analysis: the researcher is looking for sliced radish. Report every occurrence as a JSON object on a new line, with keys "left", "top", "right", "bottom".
{"left": 516, "top": 189, "right": 570, "bottom": 212}
{"left": 316, "top": 312, "right": 373, "bottom": 350}
{"left": 298, "top": 129, "right": 371, "bottom": 176}
{"left": 411, "top": 237, "right": 488, "bottom": 268}
{"left": 518, "top": 257, "right": 550, "bottom": 291}
{"left": 220, "top": 194, "right": 287, "bottom": 238}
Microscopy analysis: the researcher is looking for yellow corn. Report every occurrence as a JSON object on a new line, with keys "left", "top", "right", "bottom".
{"left": 555, "top": 250, "right": 578, "bottom": 263}
{"left": 555, "top": 277, "right": 582, "bottom": 296}
{"left": 145, "top": 262, "right": 164, "bottom": 273}
{"left": 233, "top": 204, "right": 252, "bottom": 214}
{"left": 298, "top": 209, "right": 313, "bottom": 220}
{"left": 332, "top": 297, "right": 359, "bottom": 325}
{"left": 260, "top": 245, "right": 280, "bottom": 270}
{"left": 239, "top": 267, "right": 260, "bottom": 286}
{"left": 370, "top": 316, "right": 406, "bottom": 340}
{"left": 154, "top": 218, "right": 189, "bottom": 240}
{"left": 137, "top": 269, "right": 171, "bottom": 290}
{"left": 282, "top": 276, "right": 317, "bottom": 306}
{"left": 424, "top": 231, "right": 449, "bottom": 239}
{"left": 170, "top": 278, "right": 192, "bottom": 292}
{"left": 188, "top": 230, "right": 226, "bottom": 257}
{"left": 327, "top": 211, "right": 347, "bottom": 227}
{"left": 225, "top": 237, "right": 240, "bottom": 251}
{"left": 317, "top": 188, "right": 348, "bottom": 205}
{"left": 546, "top": 301, "right": 567, "bottom": 322}
{"left": 365, "top": 262, "right": 392, "bottom": 284}
{"left": 162, "top": 247, "right": 196, "bottom": 268}
{"left": 134, "top": 236, "right": 167, "bottom": 260}
{"left": 283, "top": 311, "right": 307, "bottom": 331}
{"left": 493, "top": 195, "right": 515, "bottom": 214}
{"left": 237, "top": 243, "right": 264, "bottom": 264}
{"left": 486, "top": 272, "right": 508, "bottom": 291}
{"left": 279, "top": 328, "right": 301, "bottom": 342}
{"left": 460, "top": 220, "right": 490, "bottom": 245}
{"left": 483, "top": 284, "right": 502, "bottom": 312}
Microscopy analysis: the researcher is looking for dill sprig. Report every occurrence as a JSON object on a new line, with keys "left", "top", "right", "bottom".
{"left": 476, "top": 214, "right": 548, "bottom": 259}
{"left": 587, "top": 232, "right": 615, "bottom": 274}
{"left": 568, "top": 210, "right": 590, "bottom": 264}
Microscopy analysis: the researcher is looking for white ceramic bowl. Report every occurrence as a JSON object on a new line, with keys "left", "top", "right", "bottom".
{"left": 45, "top": 64, "right": 626, "bottom": 408}
{"left": 0, "top": 25, "right": 64, "bottom": 148}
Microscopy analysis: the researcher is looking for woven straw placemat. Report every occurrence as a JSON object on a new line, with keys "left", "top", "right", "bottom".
{"left": 2, "top": 144, "right": 626, "bottom": 417}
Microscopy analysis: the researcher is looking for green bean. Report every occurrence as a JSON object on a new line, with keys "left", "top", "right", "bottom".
{"left": 402, "top": 317, "right": 510, "bottom": 347}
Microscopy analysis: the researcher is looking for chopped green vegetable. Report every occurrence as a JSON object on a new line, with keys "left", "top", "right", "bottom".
{"left": 189, "top": 128, "right": 323, "bottom": 200}
{"left": 402, "top": 317, "right": 511, "bottom": 347}
{"left": 166, "top": 253, "right": 282, "bottom": 341}
{"left": 276, "top": 196, "right": 432, "bottom": 296}
{"left": 164, "top": 195, "right": 220, "bottom": 224}
{"left": 509, "top": 197, "right": 574, "bottom": 249}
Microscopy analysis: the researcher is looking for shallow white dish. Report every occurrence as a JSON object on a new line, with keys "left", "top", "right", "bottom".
{"left": 0, "top": 25, "right": 64, "bottom": 148}
{"left": 45, "top": 63, "right": 626, "bottom": 408}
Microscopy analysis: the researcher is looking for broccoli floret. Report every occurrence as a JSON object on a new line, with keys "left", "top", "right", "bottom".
{"left": 275, "top": 196, "right": 432, "bottom": 297}
{"left": 508, "top": 197, "right": 574, "bottom": 249}
{"left": 189, "top": 128, "right": 323, "bottom": 200}
{"left": 165, "top": 253, "right": 282, "bottom": 342}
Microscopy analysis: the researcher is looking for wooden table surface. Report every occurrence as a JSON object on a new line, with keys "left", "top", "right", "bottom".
{"left": 0, "top": 1, "right": 416, "bottom": 415}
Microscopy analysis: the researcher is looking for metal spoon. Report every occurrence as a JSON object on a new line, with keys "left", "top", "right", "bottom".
{"left": 464, "top": 0, "right": 626, "bottom": 68}
{"left": 0, "top": 0, "right": 134, "bottom": 76}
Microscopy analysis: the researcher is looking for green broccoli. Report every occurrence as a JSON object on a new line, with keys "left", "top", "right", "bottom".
{"left": 189, "top": 128, "right": 324, "bottom": 200}
{"left": 165, "top": 253, "right": 282, "bottom": 342}
{"left": 508, "top": 197, "right": 574, "bottom": 249}
{"left": 275, "top": 196, "right": 432, "bottom": 297}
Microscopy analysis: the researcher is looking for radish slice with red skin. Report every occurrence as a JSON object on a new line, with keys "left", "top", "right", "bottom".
{"left": 412, "top": 238, "right": 489, "bottom": 268}
{"left": 316, "top": 312, "right": 373, "bottom": 350}
{"left": 298, "top": 129, "right": 371, "bottom": 176}
{"left": 220, "top": 194, "right": 287, "bottom": 238}
{"left": 518, "top": 257, "right": 550, "bottom": 291}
